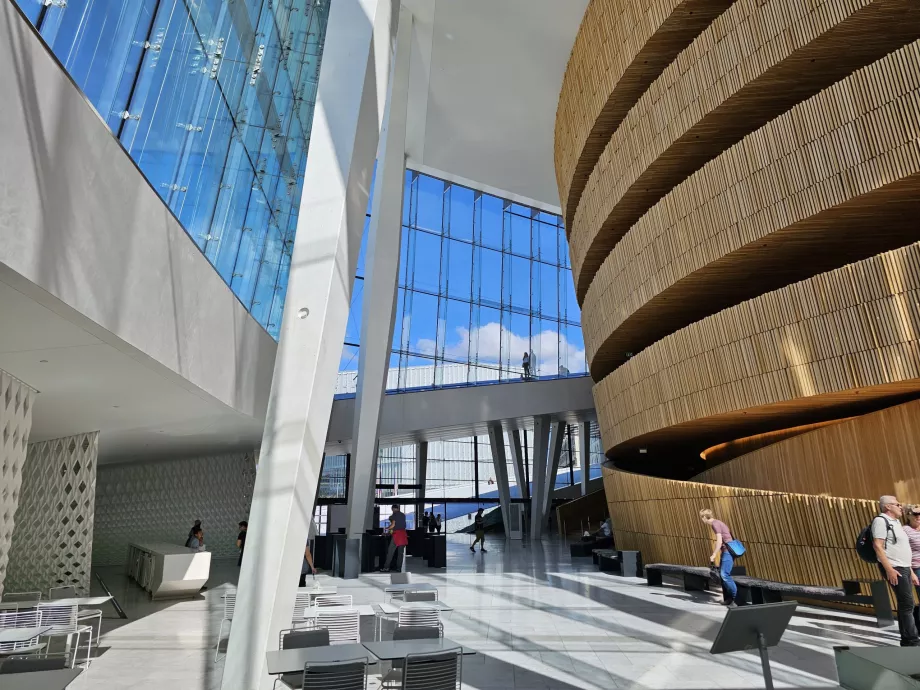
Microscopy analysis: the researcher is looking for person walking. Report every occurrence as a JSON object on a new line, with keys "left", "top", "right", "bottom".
{"left": 428, "top": 511, "right": 437, "bottom": 534}
{"left": 383, "top": 504, "right": 408, "bottom": 572}
{"left": 236, "top": 521, "right": 248, "bottom": 566}
{"left": 699, "top": 509, "right": 738, "bottom": 607}
{"left": 522, "top": 351, "right": 531, "bottom": 379}
{"left": 421, "top": 511, "right": 430, "bottom": 532}
{"left": 903, "top": 504, "right": 920, "bottom": 631}
{"left": 470, "top": 508, "right": 487, "bottom": 552}
{"left": 874, "top": 496, "right": 920, "bottom": 646}
{"left": 299, "top": 518, "right": 318, "bottom": 586}
{"left": 435, "top": 513, "right": 442, "bottom": 534}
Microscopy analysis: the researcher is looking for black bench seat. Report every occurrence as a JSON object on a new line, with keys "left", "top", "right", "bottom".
{"left": 645, "top": 564, "right": 893, "bottom": 628}
{"left": 734, "top": 576, "right": 894, "bottom": 628}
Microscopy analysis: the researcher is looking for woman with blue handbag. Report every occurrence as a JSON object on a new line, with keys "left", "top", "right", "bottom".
{"left": 700, "top": 508, "right": 745, "bottom": 608}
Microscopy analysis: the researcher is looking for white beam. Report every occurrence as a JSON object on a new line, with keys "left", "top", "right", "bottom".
{"left": 580, "top": 421, "right": 591, "bottom": 496}
{"left": 487, "top": 422, "right": 512, "bottom": 532}
{"left": 346, "top": 6, "right": 413, "bottom": 565}
{"left": 543, "top": 421, "right": 566, "bottom": 524}
{"left": 508, "top": 429, "right": 528, "bottom": 500}
{"left": 221, "top": 2, "right": 396, "bottom": 688}
{"left": 529, "top": 415, "right": 550, "bottom": 540}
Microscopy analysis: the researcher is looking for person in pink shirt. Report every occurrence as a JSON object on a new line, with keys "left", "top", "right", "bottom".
{"left": 903, "top": 504, "right": 920, "bottom": 628}
{"left": 700, "top": 508, "right": 738, "bottom": 607}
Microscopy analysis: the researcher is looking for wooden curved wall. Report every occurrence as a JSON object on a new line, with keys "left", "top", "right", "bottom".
{"left": 562, "top": 0, "right": 920, "bottom": 583}
{"left": 604, "top": 465, "right": 881, "bottom": 589}
{"left": 696, "top": 398, "right": 920, "bottom": 503}
{"left": 595, "top": 241, "right": 920, "bottom": 455}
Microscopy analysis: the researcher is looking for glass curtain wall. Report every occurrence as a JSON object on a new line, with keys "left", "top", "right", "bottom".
{"left": 337, "top": 170, "right": 587, "bottom": 393}
{"left": 13, "top": 0, "right": 329, "bottom": 339}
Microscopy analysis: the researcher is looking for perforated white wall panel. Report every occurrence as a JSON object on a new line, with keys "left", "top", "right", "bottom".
{"left": 0, "top": 370, "right": 36, "bottom": 597}
{"left": 7, "top": 432, "right": 98, "bottom": 594}
{"left": 92, "top": 453, "right": 257, "bottom": 567}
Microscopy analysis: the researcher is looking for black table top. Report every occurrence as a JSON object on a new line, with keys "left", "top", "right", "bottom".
{"left": 0, "top": 668, "right": 83, "bottom": 690}
{"left": 265, "top": 644, "right": 374, "bottom": 674}
{"left": 362, "top": 639, "right": 475, "bottom": 660}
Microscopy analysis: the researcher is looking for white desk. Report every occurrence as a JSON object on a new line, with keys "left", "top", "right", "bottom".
{"left": 0, "top": 625, "right": 52, "bottom": 642}
{"left": 126, "top": 542, "right": 210, "bottom": 599}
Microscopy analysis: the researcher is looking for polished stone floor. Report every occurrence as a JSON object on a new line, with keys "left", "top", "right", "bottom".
{"left": 67, "top": 534, "right": 894, "bottom": 689}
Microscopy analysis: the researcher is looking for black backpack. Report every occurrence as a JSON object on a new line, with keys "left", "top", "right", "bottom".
{"left": 856, "top": 516, "right": 893, "bottom": 563}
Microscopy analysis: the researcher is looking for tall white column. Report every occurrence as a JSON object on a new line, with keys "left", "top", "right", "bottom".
{"left": 542, "top": 421, "right": 566, "bottom": 525}
{"left": 487, "top": 422, "right": 512, "bottom": 533}
{"left": 346, "top": 6, "right": 413, "bottom": 572}
{"left": 221, "top": 3, "right": 396, "bottom": 688}
{"left": 508, "top": 429, "right": 529, "bottom": 499}
{"left": 580, "top": 421, "right": 591, "bottom": 496}
{"left": 529, "top": 415, "right": 550, "bottom": 540}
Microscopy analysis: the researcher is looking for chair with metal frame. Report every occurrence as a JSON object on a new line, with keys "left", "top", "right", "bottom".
{"left": 48, "top": 586, "right": 103, "bottom": 649}
{"left": 397, "top": 605, "right": 442, "bottom": 636}
{"left": 402, "top": 647, "right": 461, "bottom": 690}
{"left": 36, "top": 603, "right": 92, "bottom": 668}
{"left": 273, "top": 628, "right": 330, "bottom": 690}
{"left": 403, "top": 590, "right": 437, "bottom": 603}
{"left": 0, "top": 610, "right": 46, "bottom": 658}
{"left": 0, "top": 592, "right": 41, "bottom": 604}
{"left": 291, "top": 592, "right": 315, "bottom": 630}
{"left": 313, "top": 594, "right": 352, "bottom": 608}
{"left": 385, "top": 573, "right": 411, "bottom": 603}
{"left": 380, "top": 626, "right": 441, "bottom": 689}
{"left": 301, "top": 657, "right": 368, "bottom": 690}
{"left": 214, "top": 594, "right": 235, "bottom": 662}
{"left": 316, "top": 609, "right": 360, "bottom": 644}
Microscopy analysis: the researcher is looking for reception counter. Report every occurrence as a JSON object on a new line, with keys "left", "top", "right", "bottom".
{"left": 126, "top": 542, "right": 211, "bottom": 599}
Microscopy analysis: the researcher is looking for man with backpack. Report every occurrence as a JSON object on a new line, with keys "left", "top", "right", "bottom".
{"left": 871, "top": 496, "right": 920, "bottom": 646}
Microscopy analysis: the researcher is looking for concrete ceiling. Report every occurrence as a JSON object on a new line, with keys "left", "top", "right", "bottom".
{"left": 0, "top": 277, "right": 264, "bottom": 464}
{"left": 404, "top": 0, "right": 589, "bottom": 212}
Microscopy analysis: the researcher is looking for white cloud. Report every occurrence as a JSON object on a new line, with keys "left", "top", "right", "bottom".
{"left": 414, "top": 321, "right": 586, "bottom": 375}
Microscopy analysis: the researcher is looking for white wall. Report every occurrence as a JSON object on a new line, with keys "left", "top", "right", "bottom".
{"left": 92, "top": 453, "right": 257, "bottom": 566}
{"left": 0, "top": 2, "right": 275, "bottom": 427}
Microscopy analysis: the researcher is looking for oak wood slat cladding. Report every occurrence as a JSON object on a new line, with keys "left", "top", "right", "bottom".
{"left": 696, "top": 398, "right": 920, "bottom": 503}
{"left": 594, "top": 242, "right": 920, "bottom": 456}
{"left": 568, "top": 0, "right": 920, "bottom": 304}
{"left": 603, "top": 465, "right": 883, "bottom": 593}
{"left": 554, "top": 0, "right": 736, "bottom": 230}
{"left": 581, "top": 41, "right": 920, "bottom": 379}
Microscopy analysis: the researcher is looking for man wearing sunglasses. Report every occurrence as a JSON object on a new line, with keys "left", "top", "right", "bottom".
{"left": 873, "top": 496, "right": 920, "bottom": 646}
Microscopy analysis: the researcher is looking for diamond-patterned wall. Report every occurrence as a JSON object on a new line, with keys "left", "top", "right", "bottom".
{"left": 7, "top": 432, "right": 99, "bottom": 594}
{"left": 0, "top": 370, "right": 36, "bottom": 598}
{"left": 92, "top": 452, "right": 257, "bottom": 566}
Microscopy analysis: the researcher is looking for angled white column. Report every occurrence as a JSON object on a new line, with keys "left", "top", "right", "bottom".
{"left": 580, "top": 421, "right": 591, "bottom": 496}
{"left": 508, "top": 429, "right": 529, "bottom": 499}
{"left": 221, "top": 3, "right": 396, "bottom": 688}
{"left": 529, "top": 415, "right": 550, "bottom": 540}
{"left": 487, "top": 422, "right": 512, "bottom": 532}
{"left": 346, "top": 6, "right": 413, "bottom": 568}
{"left": 542, "top": 421, "right": 566, "bottom": 524}
{"left": 415, "top": 440, "right": 428, "bottom": 522}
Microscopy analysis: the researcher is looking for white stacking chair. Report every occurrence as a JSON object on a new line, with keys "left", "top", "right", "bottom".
{"left": 49, "top": 586, "right": 103, "bottom": 648}
{"left": 314, "top": 594, "right": 352, "bottom": 608}
{"left": 291, "top": 592, "right": 314, "bottom": 629}
{"left": 397, "top": 605, "right": 442, "bottom": 636}
{"left": 214, "top": 594, "right": 235, "bottom": 662}
{"left": 402, "top": 647, "right": 461, "bottom": 690}
{"left": 37, "top": 603, "right": 92, "bottom": 668}
{"left": 316, "top": 609, "right": 360, "bottom": 644}
{"left": 0, "top": 609, "right": 46, "bottom": 657}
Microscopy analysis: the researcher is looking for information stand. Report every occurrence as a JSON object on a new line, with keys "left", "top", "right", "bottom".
{"left": 710, "top": 601, "right": 797, "bottom": 689}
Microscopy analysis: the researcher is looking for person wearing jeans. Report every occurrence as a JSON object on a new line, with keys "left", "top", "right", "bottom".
{"left": 872, "top": 496, "right": 920, "bottom": 647}
{"left": 901, "top": 504, "right": 920, "bottom": 630}
{"left": 700, "top": 508, "right": 738, "bottom": 607}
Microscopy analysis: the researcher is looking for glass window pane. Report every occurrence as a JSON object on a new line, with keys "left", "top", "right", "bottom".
{"left": 410, "top": 231, "right": 443, "bottom": 294}
{"left": 446, "top": 240, "right": 473, "bottom": 301}
{"left": 477, "top": 247, "right": 502, "bottom": 307}
{"left": 449, "top": 185, "right": 474, "bottom": 240}
{"left": 479, "top": 194, "right": 503, "bottom": 249}
{"left": 511, "top": 213, "right": 531, "bottom": 257}
{"left": 415, "top": 175, "right": 444, "bottom": 233}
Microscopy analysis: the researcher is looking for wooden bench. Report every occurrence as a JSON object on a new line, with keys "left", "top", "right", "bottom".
{"left": 734, "top": 576, "right": 894, "bottom": 628}
{"left": 646, "top": 564, "right": 715, "bottom": 591}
